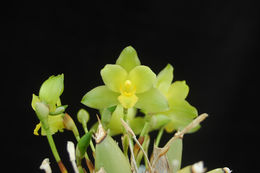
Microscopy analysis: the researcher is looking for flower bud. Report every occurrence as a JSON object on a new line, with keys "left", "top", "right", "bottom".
{"left": 63, "top": 113, "right": 79, "bottom": 137}
{"left": 77, "top": 109, "right": 89, "bottom": 124}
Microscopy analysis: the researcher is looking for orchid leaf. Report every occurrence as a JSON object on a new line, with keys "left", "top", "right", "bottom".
{"left": 166, "top": 138, "right": 183, "bottom": 172}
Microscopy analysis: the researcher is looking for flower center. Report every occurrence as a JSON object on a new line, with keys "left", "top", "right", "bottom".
{"left": 120, "top": 80, "right": 136, "bottom": 97}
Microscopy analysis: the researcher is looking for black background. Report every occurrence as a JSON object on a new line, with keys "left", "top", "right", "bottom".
{"left": 3, "top": 0, "right": 259, "bottom": 172}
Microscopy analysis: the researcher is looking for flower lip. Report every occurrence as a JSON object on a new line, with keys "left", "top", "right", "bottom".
{"left": 120, "top": 80, "right": 136, "bottom": 97}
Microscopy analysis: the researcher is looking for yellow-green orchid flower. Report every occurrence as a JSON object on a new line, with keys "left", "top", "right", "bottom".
{"left": 32, "top": 74, "right": 66, "bottom": 136}
{"left": 154, "top": 64, "right": 199, "bottom": 133}
{"left": 81, "top": 46, "right": 169, "bottom": 113}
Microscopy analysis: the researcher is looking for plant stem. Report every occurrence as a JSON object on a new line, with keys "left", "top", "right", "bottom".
{"left": 140, "top": 122, "right": 150, "bottom": 137}
{"left": 136, "top": 135, "right": 150, "bottom": 167}
{"left": 128, "top": 135, "right": 138, "bottom": 173}
{"left": 46, "top": 131, "right": 67, "bottom": 173}
{"left": 123, "top": 108, "right": 128, "bottom": 121}
{"left": 46, "top": 133, "right": 60, "bottom": 162}
{"left": 155, "top": 127, "right": 164, "bottom": 147}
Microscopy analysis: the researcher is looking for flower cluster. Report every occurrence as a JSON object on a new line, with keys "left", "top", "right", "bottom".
{"left": 81, "top": 46, "right": 198, "bottom": 135}
{"left": 31, "top": 46, "right": 230, "bottom": 173}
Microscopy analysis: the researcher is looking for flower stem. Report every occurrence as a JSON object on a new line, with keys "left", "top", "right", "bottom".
{"left": 46, "top": 131, "right": 67, "bottom": 173}
{"left": 155, "top": 127, "right": 164, "bottom": 147}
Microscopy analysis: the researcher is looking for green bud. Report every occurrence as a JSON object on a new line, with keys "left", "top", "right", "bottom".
{"left": 77, "top": 109, "right": 90, "bottom": 124}
{"left": 39, "top": 74, "right": 64, "bottom": 106}
{"left": 63, "top": 113, "right": 79, "bottom": 138}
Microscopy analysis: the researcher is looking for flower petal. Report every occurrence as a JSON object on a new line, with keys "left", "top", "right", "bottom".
{"left": 116, "top": 46, "right": 141, "bottom": 72}
{"left": 41, "top": 114, "right": 65, "bottom": 135}
{"left": 33, "top": 122, "right": 41, "bottom": 136}
{"left": 101, "top": 64, "right": 127, "bottom": 92}
{"left": 118, "top": 94, "right": 138, "bottom": 109}
{"left": 167, "top": 81, "right": 189, "bottom": 103}
{"left": 155, "top": 64, "right": 174, "bottom": 96}
{"left": 81, "top": 85, "right": 119, "bottom": 109}
{"left": 39, "top": 74, "right": 64, "bottom": 106}
{"left": 31, "top": 94, "right": 40, "bottom": 111}
{"left": 128, "top": 65, "right": 156, "bottom": 93}
{"left": 164, "top": 100, "right": 198, "bottom": 133}
{"left": 150, "top": 114, "right": 171, "bottom": 130}
{"left": 135, "top": 88, "right": 169, "bottom": 113}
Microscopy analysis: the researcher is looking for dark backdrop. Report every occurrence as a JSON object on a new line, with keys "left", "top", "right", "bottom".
{"left": 4, "top": 1, "right": 259, "bottom": 172}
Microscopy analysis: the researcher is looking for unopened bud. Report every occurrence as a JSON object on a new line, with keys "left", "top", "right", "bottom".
{"left": 77, "top": 109, "right": 89, "bottom": 124}
{"left": 63, "top": 113, "right": 79, "bottom": 137}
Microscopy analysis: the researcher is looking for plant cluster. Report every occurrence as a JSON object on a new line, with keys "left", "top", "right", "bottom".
{"left": 32, "top": 46, "right": 231, "bottom": 173}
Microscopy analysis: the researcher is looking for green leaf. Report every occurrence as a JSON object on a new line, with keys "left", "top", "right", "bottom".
{"left": 167, "top": 81, "right": 189, "bottom": 103}
{"left": 166, "top": 138, "right": 183, "bottom": 172}
{"left": 156, "top": 64, "right": 174, "bottom": 96}
{"left": 100, "top": 64, "right": 127, "bottom": 92}
{"left": 76, "top": 131, "right": 93, "bottom": 158}
{"left": 135, "top": 88, "right": 169, "bottom": 113}
{"left": 81, "top": 85, "right": 119, "bottom": 109}
{"left": 39, "top": 74, "right": 64, "bottom": 106}
{"left": 128, "top": 65, "right": 156, "bottom": 93}
{"left": 116, "top": 46, "right": 141, "bottom": 72}
{"left": 95, "top": 135, "right": 132, "bottom": 173}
